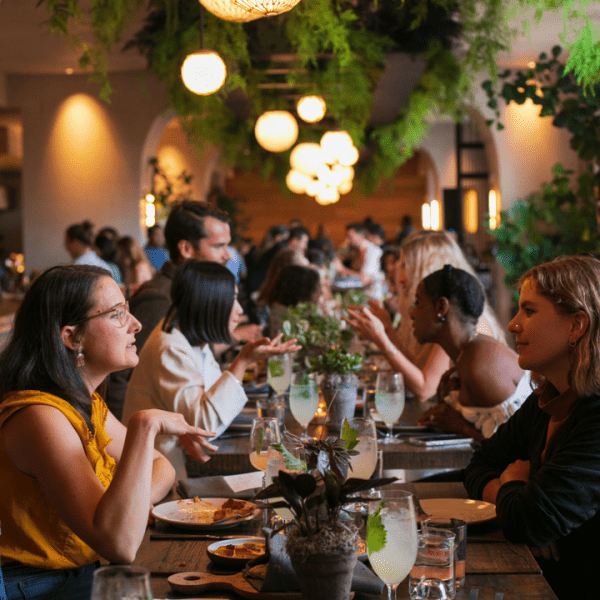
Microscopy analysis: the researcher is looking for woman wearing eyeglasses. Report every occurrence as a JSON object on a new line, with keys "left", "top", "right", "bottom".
{"left": 412, "top": 265, "right": 530, "bottom": 440}
{"left": 0, "top": 265, "right": 217, "bottom": 600}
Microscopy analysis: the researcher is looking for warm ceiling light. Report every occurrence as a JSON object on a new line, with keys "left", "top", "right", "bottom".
{"left": 320, "top": 130, "right": 354, "bottom": 162}
{"left": 199, "top": 0, "right": 302, "bottom": 22}
{"left": 338, "top": 179, "right": 353, "bottom": 195}
{"left": 65, "top": 68, "right": 74, "bottom": 75}
{"left": 306, "top": 178, "right": 325, "bottom": 197}
{"left": 315, "top": 186, "right": 340, "bottom": 205}
{"left": 181, "top": 50, "right": 227, "bottom": 95}
{"left": 255, "top": 111, "right": 298, "bottom": 152}
{"left": 286, "top": 169, "right": 312, "bottom": 194}
{"left": 290, "top": 143, "right": 325, "bottom": 177}
{"left": 296, "top": 95, "right": 326, "bottom": 123}
{"left": 337, "top": 144, "right": 359, "bottom": 166}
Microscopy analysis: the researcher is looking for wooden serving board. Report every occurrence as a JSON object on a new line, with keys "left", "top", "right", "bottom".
{"left": 168, "top": 571, "right": 302, "bottom": 600}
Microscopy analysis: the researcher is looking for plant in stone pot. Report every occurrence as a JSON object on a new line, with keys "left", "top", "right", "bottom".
{"left": 309, "top": 348, "right": 363, "bottom": 433}
{"left": 253, "top": 434, "right": 396, "bottom": 600}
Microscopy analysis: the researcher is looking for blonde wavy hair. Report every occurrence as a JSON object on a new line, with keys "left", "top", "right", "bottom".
{"left": 519, "top": 255, "right": 600, "bottom": 397}
{"left": 396, "top": 230, "right": 506, "bottom": 359}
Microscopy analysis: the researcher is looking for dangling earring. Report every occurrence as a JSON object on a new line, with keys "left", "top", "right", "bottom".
{"left": 76, "top": 346, "right": 85, "bottom": 367}
{"left": 439, "top": 315, "right": 446, "bottom": 323}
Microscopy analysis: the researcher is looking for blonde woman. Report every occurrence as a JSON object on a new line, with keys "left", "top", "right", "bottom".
{"left": 115, "top": 236, "right": 155, "bottom": 292}
{"left": 346, "top": 230, "right": 506, "bottom": 402}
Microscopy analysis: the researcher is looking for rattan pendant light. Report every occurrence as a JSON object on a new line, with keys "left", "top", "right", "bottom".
{"left": 199, "top": 0, "right": 302, "bottom": 22}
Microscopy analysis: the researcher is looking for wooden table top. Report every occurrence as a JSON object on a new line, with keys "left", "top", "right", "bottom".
{"left": 139, "top": 482, "right": 557, "bottom": 599}
{"left": 186, "top": 396, "right": 474, "bottom": 477}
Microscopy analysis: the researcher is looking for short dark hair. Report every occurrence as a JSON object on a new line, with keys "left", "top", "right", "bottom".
{"left": 289, "top": 226, "right": 310, "bottom": 241}
{"left": 367, "top": 222, "right": 385, "bottom": 241}
{"left": 270, "top": 265, "right": 320, "bottom": 307}
{"left": 95, "top": 228, "right": 119, "bottom": 262}
{"left": 65, "top": 221, "right": 94, "bottom": 247}
{"left": 164, "top": 201, "right": 230, "bottom": 262}
{"left": 346, "top": 222, "right": 368, "bottom": 236}
{"left": 164, "top": 260, "right": 235, "bottom": 346}
{"left": 422, "top": 264, "right": 485, "bottom": 324}
{"left": 0, "top": 265, "right": 112, "bottom": 432}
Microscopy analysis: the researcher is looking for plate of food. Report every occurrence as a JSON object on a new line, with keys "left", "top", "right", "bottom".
{"left": 420, "top": 498, "right": 496, "bottom": 525}
{"left": 151, "top": 497, "right": 259, "bottom": 530}
{"left": 207, "top": 537, "right": 267, "bottom": 568}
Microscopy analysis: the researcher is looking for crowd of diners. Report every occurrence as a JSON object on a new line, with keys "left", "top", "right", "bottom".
{"left": 0, "top": 199, "right": 598, "bottom": 599}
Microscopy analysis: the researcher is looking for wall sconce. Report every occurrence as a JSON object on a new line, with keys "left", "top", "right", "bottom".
{"left": 431, "top": 200, "right": 440, "bottom": 230}
{"left": 488, "top": 190, "right": 499, "bottom": 230}
{"left": 463, "top": 189, "right": 478, "bottom": 234}
{"left": 421, "top": 203, "right": 431, "bottom": 230}
{"left": 141, "top": 193, "right": 156, "bottom": 228}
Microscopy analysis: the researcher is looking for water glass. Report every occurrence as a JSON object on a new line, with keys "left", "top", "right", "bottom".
{"left": 423, "top": 519, "right": 467, "bottom": 590}
{"left": 289, "top": 371, "right": 319, "bottom": 439}
{"left": 91, "top": 565, "right": 153, "bottom": 600}
{"left": 341, "top": 416, "right": 378, "bottom": 480}
{"left": 249, "top": 417, "right": 281, "bottom": 473}
{"left": 367, "top": 489, "right": 418, "bottom": 600}
{"left": 375, "top": 371, "right": 405, "bottom": 444}
{"left": 409, "top": 530, "right": 455, "bottom": 599}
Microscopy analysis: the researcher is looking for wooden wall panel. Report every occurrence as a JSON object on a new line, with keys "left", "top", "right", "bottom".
{"left": 225, "top": 155, "right": 428, "bottom": 247}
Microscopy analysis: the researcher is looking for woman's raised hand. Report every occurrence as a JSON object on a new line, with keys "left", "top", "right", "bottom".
{"left": 366, "top": 299, "right": 394, "bottom": 330}
{"left": 240, "top": 333, "right": 301, "bottom": 363}
{"left": 345, "top": 306, "right": 387, "bottom": 346}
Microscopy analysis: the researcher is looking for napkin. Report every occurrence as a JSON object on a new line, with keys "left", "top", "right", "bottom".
{"left": 243, "top": 529, "right": 385, "bottom": 595}
{"left": 178, "top": 471, "right": 263, "bottom": 500}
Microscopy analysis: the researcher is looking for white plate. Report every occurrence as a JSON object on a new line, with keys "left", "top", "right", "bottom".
{"left": 151, "top": 498, "right": 259, "bottom": 530}
{"left": 420, "top": 498, "right": 496, "bottom": 525}
{"left": 207, "top": 536, "right": 266, "bottom": 567}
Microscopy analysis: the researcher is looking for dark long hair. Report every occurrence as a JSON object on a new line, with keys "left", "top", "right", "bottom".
{"left": 0, "top": 265, "right": 111, "bottom": 432}
{"left": 163, "top": 260, "right": 235, "bottom": 346}
{"left": 270, "top": 265, "right": 320, "bottom": 307}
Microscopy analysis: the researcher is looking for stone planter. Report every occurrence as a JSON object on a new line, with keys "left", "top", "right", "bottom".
{"left": 321, "top": 372, "right": 358, "bottom": 433}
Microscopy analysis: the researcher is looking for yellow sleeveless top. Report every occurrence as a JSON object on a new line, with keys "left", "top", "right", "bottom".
{"left": 0, "top": 391, "right": 116, "bottom": 569}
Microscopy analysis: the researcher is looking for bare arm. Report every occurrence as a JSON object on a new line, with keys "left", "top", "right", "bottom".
{"left": 2, "top": 405, "right": 217, "bottom": 564}
{"left": 345, "top": 306, "right": 449, "bottom": 400}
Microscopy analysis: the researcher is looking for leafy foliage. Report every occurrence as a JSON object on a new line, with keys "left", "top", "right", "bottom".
{"left": 308, "top": 347, "right": 362, "bottom": 375}
{"left": 366, "top": 503, "right": 386, "bottom": 554}
{"left": 39, "top": 0, "right": 515, "bottom": 193}
{"left": 482, "top": 46, "right": 600, "bottom": 299}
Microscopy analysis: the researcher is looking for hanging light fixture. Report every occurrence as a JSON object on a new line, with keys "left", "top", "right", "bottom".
{"left": 290, "top": 143, "right": 325, "bottom": 177}
{"left": 182, "top": 7, "right": 227, "bottom": 95}
{"left": 286, "top": 170, "right": 312, "bottom": 194}
{"left": 297, "top": 95, "right": 326, "bottom": 123}
{"left": 255, "top": 110, "right": 298, "bottom": 152}
{"left": 199, "top": 0, "right": 302, "bottom": 22}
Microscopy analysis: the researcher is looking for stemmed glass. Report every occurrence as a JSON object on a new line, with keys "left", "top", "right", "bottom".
{"left": 249, "top": 417, "right": 281, "bottom": 475}
{"left": 289, "top": 371, "right": 319, "bottom": 440}
{"left": 267, "top": 353, "right": 292, "bottom": 406}
{"left": 342, "top": 416, "right": 378, "bottom": 480}
{"left": 375, "top": 371, "right": 405, "bottom": 444}
{"left": 367, "top": 489, "right": 418, "bottom": 600}
{"left": 91, "top": 565, "right": 153, "bottom": 600}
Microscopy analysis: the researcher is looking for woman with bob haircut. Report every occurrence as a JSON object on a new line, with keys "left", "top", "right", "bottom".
{"left": 0, "top": 265, "right": 217, "bottom": 600}
{"left": 465, "top": 255, "right": 600, "bottom": 600}
{"left": 412, "top": 265, "right": 529, "bottom": 439}
{"left": 346, "top": 230, "right": 506, "bottom": 402}
{"left": 122, "top": 260, "right": 300, "bottom": 478}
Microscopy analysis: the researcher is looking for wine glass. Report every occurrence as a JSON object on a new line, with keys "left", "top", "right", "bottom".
{"left": 91, "top": 565, "right": 153, "bottom": 600}
{"left": 267, "top": 353, "right": 292, "bottom": 398}
{"left": 342, "top": 416, "right": 378, "bottom": 480}
{"left": 249, "top": 417, "right": 281, "bottom": 474}
{"left": 367, "top": 489, "right": 418, "bottom": 600}
{"left": 289, "top": 371, "right": 319, "bottom": 439}
{"left": 375, "top": 371, "right": 405, "bottom": 444}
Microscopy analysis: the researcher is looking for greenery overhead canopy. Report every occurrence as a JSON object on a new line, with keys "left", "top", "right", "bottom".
{"left": 40, "top": 0, "right": 600, "bottom": 193}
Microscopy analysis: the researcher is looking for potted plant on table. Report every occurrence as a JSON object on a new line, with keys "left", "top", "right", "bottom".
{"left": 254, "top": 434, "right": 396, "bottom": 600}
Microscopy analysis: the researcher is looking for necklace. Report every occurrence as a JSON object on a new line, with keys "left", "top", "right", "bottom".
{"left": 455, "top": 332, "right": 478, "bottom": 365}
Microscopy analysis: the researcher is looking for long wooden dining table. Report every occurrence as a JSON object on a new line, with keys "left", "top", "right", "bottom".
{"left": 137, "top": 481, "right": 558, "bottom": 600}
{"left": 186, "top": 394, "right": 474, "bottom": 478}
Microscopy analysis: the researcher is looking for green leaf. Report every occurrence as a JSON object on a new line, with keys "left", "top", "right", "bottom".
{"left": 367, "top": 501, "right": 387, "bottom": 554}
{"left": 341, "top": 418, "right": 359, "bottom": 451}
{"left": 270, "top": 443, "right": 307, "bottom": 471}
{"left": 268, "top": 359, "right": 284, "bottom": 378}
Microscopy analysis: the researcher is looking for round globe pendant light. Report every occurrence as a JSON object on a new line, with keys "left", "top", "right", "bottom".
{"left": 181, "top": 50, "right": 227, "bottom": 95}
{"left": 296, "top": 95, "right": 326, "bottom": 123}
{"left": 199, "top": 0, "right": 302, "bottom": 22}
{"left": 255, "top": 111, "right": 299, "bottom": 152}
{"left": 290, "top": 143, "right": 325, "bottom": 177}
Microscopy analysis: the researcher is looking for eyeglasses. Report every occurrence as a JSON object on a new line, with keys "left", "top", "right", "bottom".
{"left": 73, "top": 302, "right": 130, "bottom": 328}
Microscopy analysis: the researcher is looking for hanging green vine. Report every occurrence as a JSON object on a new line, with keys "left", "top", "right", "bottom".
{"left": 39, "top": 0, "right": 519, "bottom": 192}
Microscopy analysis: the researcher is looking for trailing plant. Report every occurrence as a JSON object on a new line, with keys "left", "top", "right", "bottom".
{"left": 147, "top": 156, "right": 193, "bottom": 215}
{"left": 482, "top": 46, "right": 600, "bottom": 298}
{"left": 39, "top": 0, "right": 516, "bottom": 193}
